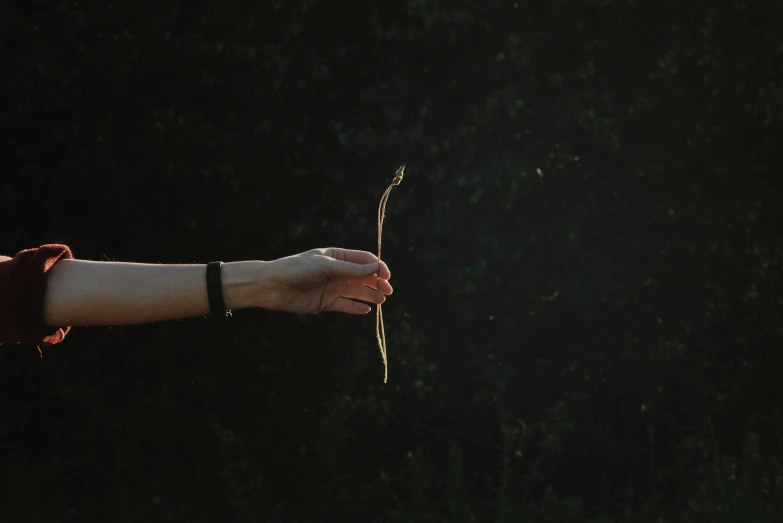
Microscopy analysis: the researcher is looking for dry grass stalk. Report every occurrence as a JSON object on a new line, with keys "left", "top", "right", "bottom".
{"left": 376, "top": 163, "right": 405, "bottom": 383}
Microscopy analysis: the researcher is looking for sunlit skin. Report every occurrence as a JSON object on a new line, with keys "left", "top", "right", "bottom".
{"left": 257, "top": 247, "right": 393, "bottom": 315}
{"left": 43, "top": 248, "right": 392, "bottom": 328}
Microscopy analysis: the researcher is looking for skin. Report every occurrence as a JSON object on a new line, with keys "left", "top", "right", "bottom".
{"left": 43, "top": 247, "right": 393, "bottom": 328}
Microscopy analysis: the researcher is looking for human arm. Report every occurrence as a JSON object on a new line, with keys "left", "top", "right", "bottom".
{"left": 43, "top": 259, "right": 261, "bottom": 327}
{"left": 43, "top": 248, "right": 393, "bottom": 328}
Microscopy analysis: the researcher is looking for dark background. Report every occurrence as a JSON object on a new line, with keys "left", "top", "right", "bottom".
{"left": 2, "top": 1, "right": 783, "bottom": 521}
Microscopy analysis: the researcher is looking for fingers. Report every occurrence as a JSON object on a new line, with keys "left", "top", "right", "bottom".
{"left": 324, "top": 248, "right": 391, "bottom": 280}
{"left": 329, "top": 297, "right": 373, "bottom": 315}
{"left": 343, "top": 283, "right": 387, "bottom": 305}
{"left": 321, "top": 258, "right": 379, "bottom": 279}
{"left": 353, "top": 276, "right": 392, "bottom": 295}
{"left": 376, "top": 279, "right": 393, "bottom": 295}
{"left": 331, "top": 266, "right": 392, "bottom": 294}
{"left": 377, "top": 260, "right": 391, "bottom": 280}
{"left": 327, "top": 248, "right": 378, "bottom": 265}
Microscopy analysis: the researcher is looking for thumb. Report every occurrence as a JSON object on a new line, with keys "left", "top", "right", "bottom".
{"left": 323, "top": 259, "right": 379, "bottom": 278}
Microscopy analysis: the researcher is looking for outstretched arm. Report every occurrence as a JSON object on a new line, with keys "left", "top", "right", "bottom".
{"left": 43, "top": 249, "right": 392, "bottom": 328}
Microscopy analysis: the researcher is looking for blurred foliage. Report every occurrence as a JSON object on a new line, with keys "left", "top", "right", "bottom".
{"left": 1, "top": 0, "right": 783, "bottom": 521}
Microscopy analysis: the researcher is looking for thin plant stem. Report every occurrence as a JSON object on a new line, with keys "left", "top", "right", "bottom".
{"left": 376, "top": 164, "right": 405, "bottom": 383}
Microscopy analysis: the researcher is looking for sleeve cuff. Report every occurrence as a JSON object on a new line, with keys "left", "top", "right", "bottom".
{"left": 15, "top": 244, "right": 74, "bottom": 346}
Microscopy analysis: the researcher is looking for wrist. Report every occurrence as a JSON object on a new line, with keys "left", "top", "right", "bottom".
{"left": 221, "top": 260, "right": 273, "bottom": 310}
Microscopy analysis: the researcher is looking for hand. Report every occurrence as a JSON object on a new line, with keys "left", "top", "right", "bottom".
{"left": 259, "top": 248, "right": 393, "bottom": 314}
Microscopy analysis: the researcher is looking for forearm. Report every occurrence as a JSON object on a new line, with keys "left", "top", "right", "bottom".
{"left": 43, "top": 259, "right": 268, "bottom": 327}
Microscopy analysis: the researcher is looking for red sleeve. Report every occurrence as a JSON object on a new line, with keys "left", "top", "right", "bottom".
{"left": 0, "top": 244, "right": 74, "bottom": 347}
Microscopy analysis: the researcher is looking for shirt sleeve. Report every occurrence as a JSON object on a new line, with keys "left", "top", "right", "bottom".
{"left": 0, "top": 244, "right": 74, "bottom": 347}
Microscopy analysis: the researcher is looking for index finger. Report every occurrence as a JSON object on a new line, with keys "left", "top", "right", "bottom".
{"left": 327, "top": 248, "right": 391, "bottom": 279}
